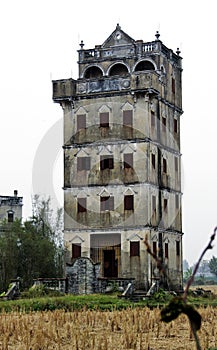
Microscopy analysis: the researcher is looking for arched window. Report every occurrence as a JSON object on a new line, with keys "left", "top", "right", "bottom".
{"left": 135, "top": 60, "right": 155, "bottom": 72}
{"left": 109, "top": 63, "right": 128, "bottom": 77}
{"left": 84, "top": 66, "right": 103, "bottom": 79}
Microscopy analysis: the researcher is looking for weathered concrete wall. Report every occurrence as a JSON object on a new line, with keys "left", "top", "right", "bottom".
{"left": 66, "top": 257, "right": 100, "bottom": 294}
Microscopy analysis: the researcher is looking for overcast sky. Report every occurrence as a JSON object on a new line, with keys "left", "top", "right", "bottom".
{"left": 0, "top": 0, "right": 216, "bottom": 265}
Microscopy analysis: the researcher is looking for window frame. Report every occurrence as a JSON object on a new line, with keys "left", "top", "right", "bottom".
{"left": 100, "top": 112, "right": 109, "bottom": 128}
{"left": 130, "top": 241, "right": 140, "bottom": 257}
{"left": 77, "top": 197, "right": 87, "bottom": 213}
{"left": 100, "top": 196, "right": 114, "bottom": 211}
{"left": 77, "top": 157, "right": 91, "bottom": 171}
{"left": 124, "top": 195, "right": 134, "bottom": 210}
{"left": 100, "top": 155, "right": 114, "bottom": 170}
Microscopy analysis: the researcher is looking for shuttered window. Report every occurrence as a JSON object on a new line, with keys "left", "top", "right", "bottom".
{"left": 130, "top": 241, "right": 140, "bottom": 257}
{"left": 174, "top": 118, "right": 178, "bottom": 133}
{"left": 100, "top": 112, "right": 109, "bottom": 127}
{"left": 163, "top": 158, "right": 167, "bottom": 173}
{"left": 77, "top": 157, "right": 91, "bottom": 171}
{"left": 123, "top": 110, "right": 133, "bottom": 126}
{"left": 100, "top": 196, "right": 114, "bottom": 211}
{"left": 77, "top": 114, "right": 86, "bottom": 130}
{"left": 77, "top": 198, "right": 87, "bottom": 213}
{"left": 153, "top": 241, "right": 157, "bottom": 256}
{"left": 165, "top": 243, "right": 169, "bottom": 258}
{"left": 72, "top": 244, "right": 81, "bottom": 258}
{"left": 151, "top": 111, "right": 155, "bottom": 127}
{"left": 176, "top": 241, "right": 180, "bottom": 256}
{"left": 151, "top": 154, "right": 156, "bottom": 169}
{"left": 100, "top": 156, "right": 114, "bottom": 170}
{"left": 124, "top": 153, "right": 133, "bottom": 168}
{"left": 124, "top": 195, "right": 134, "bottom": 210}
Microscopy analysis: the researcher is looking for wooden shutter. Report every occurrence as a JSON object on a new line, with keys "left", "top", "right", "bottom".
{"left": 151, "top": 154, "right": 155, "bottom": 169}
{"left": 123, "top": 110, "right": 133, "bottom": 126}
{"left": 165, "top": 243, "right": 169, "bottom": 258}
{"left": 100, "top": 112, "right": 109, "bottom": 127}
{"left": 77, "top": 114, "right": 86, "bottom": 130}
{"left": 130, "top": 241, "right": 140, "bottom": 257}
{"left": 72, "top": 244, "right": 81, "bottom": 258}
{"left": 124, "top": 153, "right": 133, "bottom": 168}
{"left": 124, "top": 195, "right": 134, "bottom": 210}
{"left": 77, "top": 198, "right": 87, "bottom": 213}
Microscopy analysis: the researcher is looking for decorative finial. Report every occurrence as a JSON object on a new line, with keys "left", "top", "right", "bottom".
{"left": 116, "top": 23, "right": 121, "bottom": 30}
{"left": 80, "top": 40, "right": 84, "bottom": 49}
{"left": 155, "top": 31, "right": 160, "bottom": 40}
{"left": 176, "top": 48, "right": 181, "bottom": 56}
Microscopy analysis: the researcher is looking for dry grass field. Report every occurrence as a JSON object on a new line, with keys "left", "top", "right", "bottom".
{"left": 0, "top": 304, "right": 217, "bottom": 350}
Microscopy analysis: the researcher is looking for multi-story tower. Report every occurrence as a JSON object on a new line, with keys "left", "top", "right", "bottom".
{"left": 53, "top": 25, "right": 183, "bottom": 291}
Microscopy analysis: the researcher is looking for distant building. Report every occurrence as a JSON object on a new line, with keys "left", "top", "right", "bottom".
{"left": 0, "top": 190, "right": 23, "bottom": 223}
{"left": 53, "top": 25, "right": 183, "bottom": 291}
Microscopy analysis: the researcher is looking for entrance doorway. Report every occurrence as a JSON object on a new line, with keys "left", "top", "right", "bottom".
{"left": 103, "top": 250, "right": 118, "bottom": 277}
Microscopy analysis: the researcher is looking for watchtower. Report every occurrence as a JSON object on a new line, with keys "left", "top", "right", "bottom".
{"left": 52, "top": 25, "right": 183, "bottom": 291}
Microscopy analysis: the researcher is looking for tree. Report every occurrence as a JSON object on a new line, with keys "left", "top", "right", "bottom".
{"left": 208, "top": 256, "right": 217, "bottom": 276}
{"left": 0, "top": 196, "right": 64, "bottom": 291}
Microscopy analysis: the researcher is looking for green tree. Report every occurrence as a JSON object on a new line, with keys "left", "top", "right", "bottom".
{"left": 0, "top": 196, "right": 64, "bottom": 292}
{"left": 208, "top": 256, "right": 217, "bottom": 276}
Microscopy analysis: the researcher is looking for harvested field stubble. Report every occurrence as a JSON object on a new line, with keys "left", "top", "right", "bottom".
{"left": 0, "top": 307, "right": 217, "bottom": 349}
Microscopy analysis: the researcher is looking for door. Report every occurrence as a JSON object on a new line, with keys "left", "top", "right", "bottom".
{"left": 103, "top": 250, "right": 117, "bottom": 277}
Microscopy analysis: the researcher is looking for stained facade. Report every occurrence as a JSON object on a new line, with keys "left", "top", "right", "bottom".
{"left": 53, "top": 25, "right": 183, "bottom": 291}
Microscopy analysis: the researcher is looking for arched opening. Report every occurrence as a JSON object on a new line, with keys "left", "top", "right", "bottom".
{"left": 84, "top": 66, "right": 103, "bottom": 79}
{"left": 135, "top": 60, "right": 155, "bottom": 72}
{"left": 109, "top": 63, "right": 128, "bottom": 77}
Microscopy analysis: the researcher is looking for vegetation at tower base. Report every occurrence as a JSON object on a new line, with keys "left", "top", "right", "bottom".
{"left": 0, "top": 196, "right": 64, "bottom": 292}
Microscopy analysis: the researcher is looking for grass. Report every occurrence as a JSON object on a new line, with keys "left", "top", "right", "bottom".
{"left": 0, "top": 287, "right": 217, "bottom": 313}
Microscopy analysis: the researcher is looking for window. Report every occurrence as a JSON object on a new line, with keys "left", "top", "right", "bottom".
{"left": 100, "top": 112, "right": 109, "bottom": 128}
{"left": 174, "top": 157, "right": 178, "bottom": 172}
{"left": 123, "top": 110, "right": 133, "bottom": 126}
{"left": 124, "top": 195, "right": 134, "bottom": 210}
{"left": 162, "top": 116, "right": 166, "bottom": 131}
{"left": 77, "top": 114, "right": 86, "bottom": 131}
{"left": 174, "top": 118, "right": 178, "bottom": 133}
{"left": 163, "top": 158, "right": 167, "bottom": 173}
{"left": 175, "top": 194, "right": 179, "bottom": 209}
{"left": 130, "top": 241, "right": 140, "bottom": 257}
{"left": 100, "top": 196, "right": 114, "bottom": 211}
{"left": 8, "top": 212, "right": 14, "bottom": 223}
{"left": 72, "top": 243, "right": 81, "bottom": 259}
{"left": 152, "top": 196, "right": 156, "bottom": 212}
{"left": 100, "top": 155, "right": 114, "bottom": 170}
{"left": 124, "top": 153, "right": 133, "bottom": 169}
{"left": 151, "top": 111, "right": 155, "bottom": 127}
{"left": 153, "top": 241, "right": 157, "bottom": 256}
{"left": 164, "top": 198, "right": 168, "bottom": 212}
{"left": 151, "top": 154, "right": 156, "bottom": 169}
{"left": 77, "top": 157, "right": 91, "bottom": 171}
{"left": 165, "top": 243, "right": 169, "bottom": 258}
{"left": 176, "top": 241, "right": 180, "bottom": 256}
{"left": 172, "top": 78, "right": 175, "bottom": 94}
{"left": 77, "top": 198, "right": 87, "bottom": 213}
